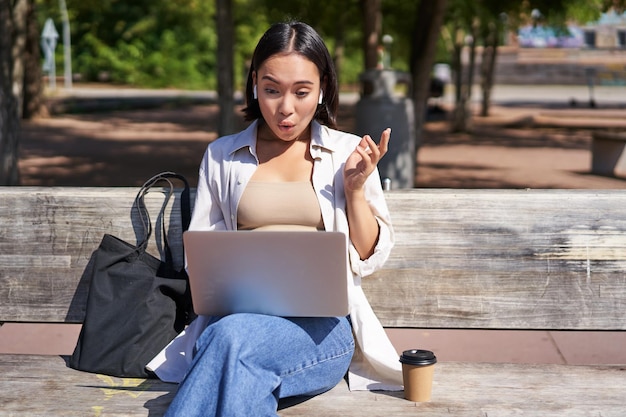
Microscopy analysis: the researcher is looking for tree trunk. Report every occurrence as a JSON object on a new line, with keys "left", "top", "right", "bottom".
{"left": 1, "top": 0, "right": 21, "bottom": 185}
{"left": 451, "top": 24, "right": 463, "bottom": 111}
{"left": 11, "top": 0, "right": 27, "bottom": 119}
{"left": 451, "top": 18, "right": 478, "bottom": 133}
{"left": 22, "top": 0, "right": 43, "bottom": 119}
{"left": 361, "top": 0, "right": 381, "bottom": 71}
{"left": 333, "top": 11, "right": 348, "bottom": 85}
{"left": 480, "top": 21, "right": 499, "bottom": 117}
{"left": 410, "top": 0, "right": 448, "bottom": 186}
{"left": 450, "top": 28, "right": 467, "bottom": 133}
{"left": 216, "top": 0, "right": 234, "bottom": 137}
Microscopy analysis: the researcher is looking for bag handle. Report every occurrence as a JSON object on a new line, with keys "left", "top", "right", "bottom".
{"left": 134, "top": 172, "right": 192, "bottom": 263}
{"left": 135, "top": 176, "right": 174, "bottom": 250}
{"left": 138, "top": 172, "right": 191, "bottom": 228}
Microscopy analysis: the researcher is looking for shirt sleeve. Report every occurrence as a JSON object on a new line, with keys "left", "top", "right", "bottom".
{"left": 348, "top": 167, "right": 395, "bottom": 278}
{"left": 189, "top": 147, "right": 228, "bottom": 232}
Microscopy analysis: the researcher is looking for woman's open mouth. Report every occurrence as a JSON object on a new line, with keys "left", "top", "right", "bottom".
{"left": 278, "top": 122, "right": 295, "bottom": 133}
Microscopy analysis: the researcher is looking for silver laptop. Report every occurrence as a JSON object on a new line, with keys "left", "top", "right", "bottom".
{"left": 183, "top": 230, "right": 349, "bottom": 317}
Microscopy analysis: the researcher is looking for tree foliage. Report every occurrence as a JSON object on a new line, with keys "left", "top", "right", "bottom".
{"left": 36, "top": 0, "right": 217, "bottom": 89}
{"left": 441, "top": 0, "right": 626, "bottom": 130}
{"left": 33, "top": 0, "right": 369, "bottom": 90}
{"left": 31, "top": 0, "right": 626, "bottom": 92}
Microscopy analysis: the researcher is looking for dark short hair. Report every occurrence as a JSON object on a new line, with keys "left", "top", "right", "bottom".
{"left": 242, "top": 21, "right": 338, "bottom": 128}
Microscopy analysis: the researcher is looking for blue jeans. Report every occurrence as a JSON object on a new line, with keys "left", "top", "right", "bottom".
{"left": 164, "top": 313, "right": 355, "bottom": 417}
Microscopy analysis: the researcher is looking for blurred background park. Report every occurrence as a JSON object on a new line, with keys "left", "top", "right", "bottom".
{"left": 1, "top": 0, "right": 626, "bottom": 363}
{"left": 1, "top": 0, "right": 625, "bottom": 189}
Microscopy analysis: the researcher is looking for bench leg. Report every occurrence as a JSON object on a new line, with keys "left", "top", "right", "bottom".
{"left": 592, "top": 139, "right": 626, "bottom": 177}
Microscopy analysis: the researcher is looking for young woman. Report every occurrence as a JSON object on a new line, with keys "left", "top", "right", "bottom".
{"left": 148, "top": 21, "right": 403, "bottom": 416}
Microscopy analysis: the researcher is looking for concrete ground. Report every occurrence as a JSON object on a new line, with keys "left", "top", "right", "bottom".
{"left": 2, "top": 83, "right": 626, "bottom": 364}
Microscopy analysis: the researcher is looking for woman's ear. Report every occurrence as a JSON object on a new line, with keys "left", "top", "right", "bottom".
{"left": 252, "top": 72, "right": 258, "bottom": 99}
{"left": 319, "top": 77, "right": 327, "bottom": 105}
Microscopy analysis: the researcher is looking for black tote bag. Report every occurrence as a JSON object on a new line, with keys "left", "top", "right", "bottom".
{"left": 69, "top": 172, "right": 194, "bottom": 378}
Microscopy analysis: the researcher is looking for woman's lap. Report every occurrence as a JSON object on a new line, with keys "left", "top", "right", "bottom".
{"left": 164, "top": 313, "right": 354, "bottom": 417}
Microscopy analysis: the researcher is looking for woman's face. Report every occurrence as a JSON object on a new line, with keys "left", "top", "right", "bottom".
{"left": 253, "top": 53, "right": 322, "bottom": 142}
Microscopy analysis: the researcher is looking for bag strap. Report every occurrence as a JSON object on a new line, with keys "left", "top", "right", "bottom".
{"left": 135, "top": 175, "right": 175, "bottom": 251}
{"left": 134, "top": 172, "right": 192, "bottom": 265}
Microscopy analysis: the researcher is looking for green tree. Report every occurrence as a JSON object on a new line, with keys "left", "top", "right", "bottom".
{"left": 409, "top": 0, "right": 450, "bottom": 152}
{"left": 36, "top": 0, "right": 218, "bottom": 89}
{"left": 443, "top": 0, "right": 626, "bottom": 132}
{"left": 22, "top": 0, "right": 43, "bottom": 119}
{"left": 1, "top": 0, "right": 42, "bottom": 185}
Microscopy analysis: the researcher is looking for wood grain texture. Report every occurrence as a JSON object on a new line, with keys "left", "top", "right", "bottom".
{"left": 1, "top": 355, "right": 625, "bottom": 416}
{"left": 0, "top": 187, "right": 188, "bottom": 322}
{"left": 371, "top": 189, "right": 626, "bottom": 330}
{"left": 2, "top": 188, "right": 626, "bottom": 330}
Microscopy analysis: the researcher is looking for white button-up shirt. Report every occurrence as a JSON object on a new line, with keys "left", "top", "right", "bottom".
{"left": 147, "top": 120, "right": 403, "bottom": 391}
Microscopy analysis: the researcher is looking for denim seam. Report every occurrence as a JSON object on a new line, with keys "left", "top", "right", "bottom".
{"left": 278, "top": 342, "right": 355, "bottom": 378}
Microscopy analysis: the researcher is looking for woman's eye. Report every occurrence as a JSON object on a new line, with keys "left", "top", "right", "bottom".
{"left": 264, "top": 88, "right": 279, "bottom": 95}
{"left": 295, "top": 91, "right": 310, "bottom": 98}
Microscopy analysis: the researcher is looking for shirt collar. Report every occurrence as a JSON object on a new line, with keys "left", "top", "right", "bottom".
{"left": 226, "top": 120, "right": 340, "bottom": 158}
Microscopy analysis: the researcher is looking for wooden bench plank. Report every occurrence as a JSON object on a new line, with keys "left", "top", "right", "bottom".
{"left": 2, "top": 188, "right": 626, "bottom": 330}
{"left": 0, "top": 354, "right": 174, "bottom": 416}
{"left": 371, "top": 189, "right": 626, "bottom": 330}
{"left": 1, "top": 355, "right": 625, "bottom": 416}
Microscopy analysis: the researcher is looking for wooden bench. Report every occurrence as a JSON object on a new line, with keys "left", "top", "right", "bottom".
{"left": 2, "top": 187, "right": 626, "bottom": 416}
{"left": 591, "top": 130, "right": 626, "bottom": 178}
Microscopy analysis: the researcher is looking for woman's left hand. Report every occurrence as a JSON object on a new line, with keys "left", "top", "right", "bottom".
{"left": 343, "top": 128, "right": 390, "bottom": 193}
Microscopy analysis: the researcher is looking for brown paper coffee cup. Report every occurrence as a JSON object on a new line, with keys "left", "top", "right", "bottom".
{"left": 399, "top": 349, "right": 437, "bottom": 402}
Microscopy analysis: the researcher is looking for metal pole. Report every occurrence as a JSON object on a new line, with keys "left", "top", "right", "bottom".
{"left": 59, "top": 0, "right": 72, "bottom": 89}
{"left": 41, "top": 18, "right": 58, "bottom": 91}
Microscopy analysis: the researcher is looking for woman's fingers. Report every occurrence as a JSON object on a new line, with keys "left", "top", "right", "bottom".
{"left": 378, "top": 128, "right": 391, "bottom": 156}
{"left": 361, "top": 128, "right": 390, "bottom": 162}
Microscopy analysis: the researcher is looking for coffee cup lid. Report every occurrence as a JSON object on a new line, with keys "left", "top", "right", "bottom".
{"left": 399, "top": 349, "right": 437, "bottom": 366}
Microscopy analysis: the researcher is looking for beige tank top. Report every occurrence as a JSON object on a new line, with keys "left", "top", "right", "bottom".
{"left": 237, "top": 181, "right": 324, "bottom": 231}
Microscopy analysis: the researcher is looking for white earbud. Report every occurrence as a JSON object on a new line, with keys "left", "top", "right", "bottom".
{"left": 318, "top": 90, "right": 323, "bottom": 105}
{"left": 253, "top": 85, "right": 258, "bottom": 99}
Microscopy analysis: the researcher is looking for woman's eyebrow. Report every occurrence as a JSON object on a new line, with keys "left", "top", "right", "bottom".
{"left": 260, "top": 75, "right": 315, "bottom": 86}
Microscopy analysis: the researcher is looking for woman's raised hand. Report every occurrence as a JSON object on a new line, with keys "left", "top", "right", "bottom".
{"left": 343, "top": 128, "right": 390, "bottom": 193}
